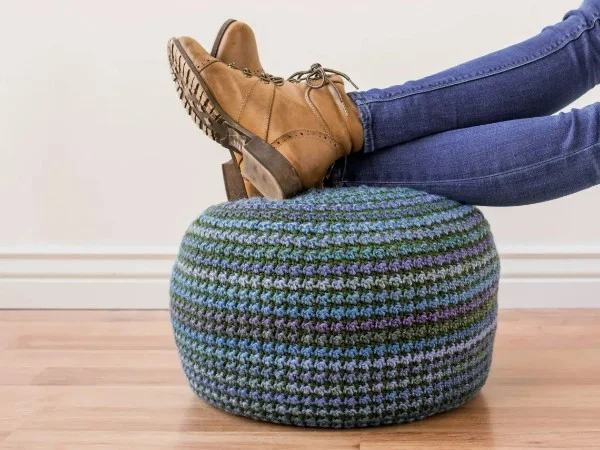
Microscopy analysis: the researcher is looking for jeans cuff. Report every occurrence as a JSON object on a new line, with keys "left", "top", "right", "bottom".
{"left": 348, "top": 91, "right": 375, "bottom": 153}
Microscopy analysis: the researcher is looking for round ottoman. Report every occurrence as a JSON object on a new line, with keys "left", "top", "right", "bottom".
{"left": 170, "top": 186, "right": 500, "bottom": 428}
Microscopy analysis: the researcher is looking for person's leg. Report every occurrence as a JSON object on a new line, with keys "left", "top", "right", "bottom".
{"left": 353, "top": 0, "right": 600, "bottom": 153}
{"left": 326, "top": 102, "right": 600, "bottom": 207}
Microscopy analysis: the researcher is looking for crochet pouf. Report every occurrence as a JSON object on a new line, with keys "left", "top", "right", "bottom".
{"left": 170, "top": 186, "right": 500, "bottom": 428}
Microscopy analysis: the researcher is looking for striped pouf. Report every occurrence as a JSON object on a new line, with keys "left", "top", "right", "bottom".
{"left": 170, "top": 187, "right": 500, "bottom": 428}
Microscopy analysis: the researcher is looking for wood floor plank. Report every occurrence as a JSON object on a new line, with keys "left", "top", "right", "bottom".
{"left": 1, "top": 309, "right": 599, "bottom": 449}
{"left": 0, "top": 350, "right": 179, "bottom": 369}
{"left": 0, "top": 310, "right": 167, "bottom": 321}
{"left": 4, "top": 430, "right": 362, "bottom": 449}
{"left": 30, "top": 366, "right": 186, "bottom": 386}
{"left": 0, "top": 386, "right": 41, "bottom": 434}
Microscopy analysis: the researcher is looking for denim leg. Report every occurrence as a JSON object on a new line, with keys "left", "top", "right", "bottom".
{"left": 352, "top": 0, "right": 600, "bottom": 153}
{"left": 326, "top": 102, "right": 600, "bottom": 206}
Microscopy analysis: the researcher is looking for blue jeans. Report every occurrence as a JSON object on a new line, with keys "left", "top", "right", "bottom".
{"left": 326, "top": 0, "right": 600, "bottom": 206}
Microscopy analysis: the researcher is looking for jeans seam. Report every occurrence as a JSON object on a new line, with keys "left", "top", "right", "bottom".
{"left": 362, "top": 12, "right": 600, "bottom": 105}
{"left": 337, "top": 142, "right": 600, "bottom": 186}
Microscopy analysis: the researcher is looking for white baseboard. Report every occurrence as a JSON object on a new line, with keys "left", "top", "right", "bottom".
{"left": 1, "top": 246, "right": 599, "bottom": 309}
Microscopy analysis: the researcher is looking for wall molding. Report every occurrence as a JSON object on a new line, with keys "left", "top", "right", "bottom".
{"left": 1, "top": 246, "right": 599, "bottom": 309}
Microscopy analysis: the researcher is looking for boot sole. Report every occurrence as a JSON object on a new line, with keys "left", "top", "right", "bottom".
{"left": 168, "top": 37, "right": 303, "bottom": 200}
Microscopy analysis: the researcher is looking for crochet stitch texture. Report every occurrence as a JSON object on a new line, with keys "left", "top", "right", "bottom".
{"left": 170, "top": 186, "right": 500, "bottom": 428}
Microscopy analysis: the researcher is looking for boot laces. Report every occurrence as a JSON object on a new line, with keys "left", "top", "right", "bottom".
{"left": 287, "top": 63, "right": 358, "bottom": 90}
{"left": 227, "top": 62, "right": 285, "bottom": 86}
{"left": 288, "top": 63, "right": 358, "bottom": 117}
{"left": 226, "top": 62, "right": 358, "bottom": 116}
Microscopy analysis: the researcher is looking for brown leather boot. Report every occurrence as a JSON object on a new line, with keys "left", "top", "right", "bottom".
{"left": 167, "top": 36, "right": 364, "bottom": 200}
{"left": 183, "top": 20, "right": 262, "bottom": 200}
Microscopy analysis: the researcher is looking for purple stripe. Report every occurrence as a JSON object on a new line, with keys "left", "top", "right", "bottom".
{"left": 174, "top": 314, "right": 497, "bottom": 368}
{"left": 171, "top": 285, "right": 497, "bottom": 334}
{"left": 178, "top": 236, "right": 495, "bottom": 277}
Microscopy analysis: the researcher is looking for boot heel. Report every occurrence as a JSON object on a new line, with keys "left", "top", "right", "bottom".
{"left": 240, "top": 139, "right": 303, "bottom": 200}
{"left": 222, "top": 158, "right": 248, "bottom": 201}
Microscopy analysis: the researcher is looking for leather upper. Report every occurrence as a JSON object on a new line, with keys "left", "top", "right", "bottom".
{"left": 180, "top": 36, "right": 364, "bottom": 189}
{"left": 215, "top": 22, "right": 264, "bottom": 73}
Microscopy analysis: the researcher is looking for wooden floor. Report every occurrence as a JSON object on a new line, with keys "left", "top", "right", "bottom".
{"left": 0, "top": 310, "right": 599, "bottom": 449}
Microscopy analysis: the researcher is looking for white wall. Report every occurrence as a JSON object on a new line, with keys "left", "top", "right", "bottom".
{"left": 1, "top": 0, "right": 598, "bottom": 308}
